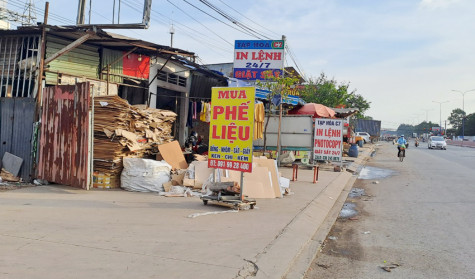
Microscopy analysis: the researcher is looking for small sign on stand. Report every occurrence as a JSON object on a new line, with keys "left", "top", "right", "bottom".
{"left": 201, "top": 87, "right": 257, "bottom": 209}
{"left": 313, "top": 118, "right": 344, "bottom": 169}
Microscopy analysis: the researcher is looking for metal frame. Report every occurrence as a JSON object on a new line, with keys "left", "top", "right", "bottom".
{"left": 0, "top": 35, "right": 40, "bottom": 98}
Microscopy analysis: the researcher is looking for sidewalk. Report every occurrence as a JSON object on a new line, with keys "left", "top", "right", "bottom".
{"left": 446, "top": 140, "right": 475, "bottom": 148}
{"left": 0, "top": 147, "right": 373, "bottom": 279}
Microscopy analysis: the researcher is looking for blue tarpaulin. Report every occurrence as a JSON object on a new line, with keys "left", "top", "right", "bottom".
{"left": 228, "top": 78, "right": 305, "bottom": 105}
{"left": 255, "top": 88, "right": 305, "bottom": 105}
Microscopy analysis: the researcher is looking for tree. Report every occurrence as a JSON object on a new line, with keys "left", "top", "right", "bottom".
{"left": 464, "top": 113, "right": 475, "bottom": 135}
{"left": 396, "top": 124, "right": 414, "bottom": 136}
{"left": 414, "top": 121, "right": 438, "bottom": 135}
{"left": 299, "top": 73, "right": 371, "bottom": 118}
{"left": 448, "top": 108, "right": 466, "bottom": 135}
{"left": 256, "top": 71, "right": 299, "bottom": 154}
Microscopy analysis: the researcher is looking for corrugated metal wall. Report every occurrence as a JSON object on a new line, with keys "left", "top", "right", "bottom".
{"left": 101, "top": 48, "right": 123, "bottom": 83}
{"left": 37, "top": 83, "right": 91, "bottom": 188}
{"left": 355, "top": 119, "right": 382, "bottom": 137}
{"left": 45, "top": 36, "right": 99, "bottom": 85}
{"left": 0, "top": 98, "right": 35, "bottom": 181}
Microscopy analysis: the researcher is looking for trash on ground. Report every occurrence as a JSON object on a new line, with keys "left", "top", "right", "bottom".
{"left": 187, "top": 209, "right": 239, "bottom": 218}
{"left": 328, "top": 236, "right": 338, "bottom": 240}
{"left": 380, "top": 263, "right": 401, "bottom": 272}
{"left": 0, "top": 168, "right": 20, "bottom": 182}
{"left": 363, "top": 231, "right": 371, "bottom": 234}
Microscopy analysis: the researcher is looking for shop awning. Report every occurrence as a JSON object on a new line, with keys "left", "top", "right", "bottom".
{"left": 255, "top": 88, "right": 305, "bottom": 105}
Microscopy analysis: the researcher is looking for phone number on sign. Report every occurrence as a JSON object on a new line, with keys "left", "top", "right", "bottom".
{"left": 208, "top": 159, "right": 251, "bottom": 172}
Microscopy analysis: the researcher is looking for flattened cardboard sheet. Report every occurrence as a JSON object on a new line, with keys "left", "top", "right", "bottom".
{"left": 157, "top": 141, "right": 188, "bottom": 170}
{"left": 254, "top": 158, "right": 282, "bottom": 198}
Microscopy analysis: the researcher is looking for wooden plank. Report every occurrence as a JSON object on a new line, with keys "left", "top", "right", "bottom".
{"left": 254, "top": 158, "right": 282, "bottom": 198}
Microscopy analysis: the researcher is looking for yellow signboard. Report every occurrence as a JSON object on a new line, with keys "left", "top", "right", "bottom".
{"left": 208, "top": 87, "right": 255, "bottom": 172}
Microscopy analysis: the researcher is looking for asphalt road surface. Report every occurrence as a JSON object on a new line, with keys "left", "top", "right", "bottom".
{"left": 305, "top": 141, "right": 475, "bottom": 278}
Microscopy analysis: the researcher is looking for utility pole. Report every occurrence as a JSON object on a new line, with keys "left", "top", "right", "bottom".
{"left": 276, "top": 35, "right": 285, "bottom": 167}
{"left": 422, "top": 109, "right": 433, "bottom": 122}
{"left": 433, "top": 100, "right": 449, "bottom": 136}
{"left": 77, "top": 0, "right": 86, "bottom": 24}
{"left": 170, "top": 23, "right": 175, "bottom": 47}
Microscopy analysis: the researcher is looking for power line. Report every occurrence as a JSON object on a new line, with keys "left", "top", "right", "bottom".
{"left": 216, "top": 0, "right": 280, "bottom": 38}
{"left": 198, "top": 0, "right": 271, "bottom": 40}
{"left": 180, "top": 0, "right": 259, "bottom": 39}
{"left": 167, "top": 0, "right": 233, "bottom": 47}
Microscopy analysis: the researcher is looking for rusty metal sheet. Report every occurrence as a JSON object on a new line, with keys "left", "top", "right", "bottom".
{"left": 37, "top": 83, "right": 90, "bottom": 188}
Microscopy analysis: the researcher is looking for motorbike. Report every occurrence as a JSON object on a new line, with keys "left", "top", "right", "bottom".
{"left": 185, "top": 131, "right": 208, "bottom": 162}
{"left": 415, "top": 140, "right": 419, "bottom": 147}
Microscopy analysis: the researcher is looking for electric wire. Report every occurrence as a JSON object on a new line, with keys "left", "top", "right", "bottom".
{"left": 167, "top": 0, "right": 233, "bottom": 46}
{"left": 4, "top": 0, "right": 74, "bottom": 25}
{"left": 198, "top": 0, "right": 271, "bottom": 40}
{"left": 216, "top": 0, "right": 281, "bottom": 38}
{"left": 180, "top": 0, "right": 258, "bottom": 39}
{"left": 120, "top": 0, "right": 232, "bottom": 58}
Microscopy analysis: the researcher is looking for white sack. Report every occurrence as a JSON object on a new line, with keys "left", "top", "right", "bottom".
{"left": 121, "top": 158, "right": 172, "bottom": 192}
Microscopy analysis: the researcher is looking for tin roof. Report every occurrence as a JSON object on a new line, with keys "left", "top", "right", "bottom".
{"left": 1, "top": 25, "right": 195, "bottom": 57}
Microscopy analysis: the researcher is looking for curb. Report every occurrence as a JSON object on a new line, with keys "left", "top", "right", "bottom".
{"left": 247, "top": 171, "right": 354, "bottom": 279}
{"left": 235, "top": 145, "right": 375, "bottom": 279}
{"left": 284, "top": 174, "right": 357, "bottom": 279}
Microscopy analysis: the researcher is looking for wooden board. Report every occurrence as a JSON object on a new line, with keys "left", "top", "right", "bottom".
{"left": 157, "top": 141, "right": 188, "bottom": 170}
{"left": 221, "top": 167, "right": 275, "bottom": 199}
{"left": 193, "top": 161, "right": 214, "bottom": 188}
{"left": 243, "top": 167, "right": 275, "bottom": 199}
{"left": 254, "top": 158, "right": 282, "bottom": 198}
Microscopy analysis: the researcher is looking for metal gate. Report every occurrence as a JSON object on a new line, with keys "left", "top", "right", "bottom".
{"left": 37, "top": 83, "right": 91, "bottom": 188}
{"left": 0, "top": 98, "right": 35, "bottom": 182}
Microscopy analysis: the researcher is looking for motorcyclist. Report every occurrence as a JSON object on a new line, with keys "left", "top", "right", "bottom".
{"left": 396, "top": 135, "right": 407, "bottom": 157}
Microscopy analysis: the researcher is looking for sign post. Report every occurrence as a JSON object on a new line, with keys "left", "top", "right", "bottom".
{"left": 313, "top": 119, "right": 344, "bottom": 163}
{"left": 208, "top": 87, "right": 255, "bottom": 200}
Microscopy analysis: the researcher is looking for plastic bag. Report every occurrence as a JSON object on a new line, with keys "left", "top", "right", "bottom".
{"left": 121, "top": 158, "right": 172, "bottom": 192}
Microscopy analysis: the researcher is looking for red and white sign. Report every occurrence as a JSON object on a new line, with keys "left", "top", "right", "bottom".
{"left": 313, "top": 118, "right": 343, "bottom": 162}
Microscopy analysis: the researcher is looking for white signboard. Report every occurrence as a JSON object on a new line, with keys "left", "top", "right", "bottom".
{"left": 313, "top": 118, "right": 343, "bottom": 162}
{"left": 233, "top": 40, "right": 284, "bottom": 80}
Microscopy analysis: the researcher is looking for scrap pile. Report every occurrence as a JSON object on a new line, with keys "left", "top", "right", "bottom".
{"left": 93, "top": 96, "right": 177, "bottom": 188}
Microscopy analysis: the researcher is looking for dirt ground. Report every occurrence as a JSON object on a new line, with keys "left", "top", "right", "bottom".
{"left": 304, "top": 178, "right": 377, "bottom": 278}
{"left": 0, "top": 183, "right": 33, "bottom": 192}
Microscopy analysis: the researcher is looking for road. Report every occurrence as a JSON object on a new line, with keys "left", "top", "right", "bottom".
{"left": 304, "top": 141, "right": 475, "bottom": 278}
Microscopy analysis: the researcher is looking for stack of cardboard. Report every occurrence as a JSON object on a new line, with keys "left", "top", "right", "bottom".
{"left": 93, "top": 96, "right": 177, "bottom": 188}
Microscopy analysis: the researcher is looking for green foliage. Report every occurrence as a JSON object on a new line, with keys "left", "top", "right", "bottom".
{"left": 256, "top": 70, "right": 299, "bottom": 108}
{"left": 396, "top": 124, "right": 414, "bottom": 136}
{"left": 299, "top": 73, "right": 371, "bottom": 118}
{"left": 447, "top": 108, "right": 466, "bottom": 135}
{"left": 399, "top": 121, "right": 441, "bottom": 136}
{"left": 464, "top": 113, "right": 475, "bottom": 135}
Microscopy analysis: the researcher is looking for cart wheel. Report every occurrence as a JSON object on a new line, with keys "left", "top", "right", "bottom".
{"left": 203, "top": 200, "right": 208, "bottom": 205}
{"left": 250, "top": 204, "right": 254, "bottom": 209}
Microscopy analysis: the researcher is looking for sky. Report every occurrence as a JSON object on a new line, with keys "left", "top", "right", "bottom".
{"left": 5, "top": 0, "right": 475, "bottom": 129}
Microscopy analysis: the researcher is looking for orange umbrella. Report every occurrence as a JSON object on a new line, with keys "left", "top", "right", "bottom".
{"left": 288, "top": 103, "right": 336, "bottom": 118}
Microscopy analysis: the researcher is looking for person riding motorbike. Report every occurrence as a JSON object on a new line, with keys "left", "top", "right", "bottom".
{"left": 396, "top": 135, "right": 407, "bottom": 157}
